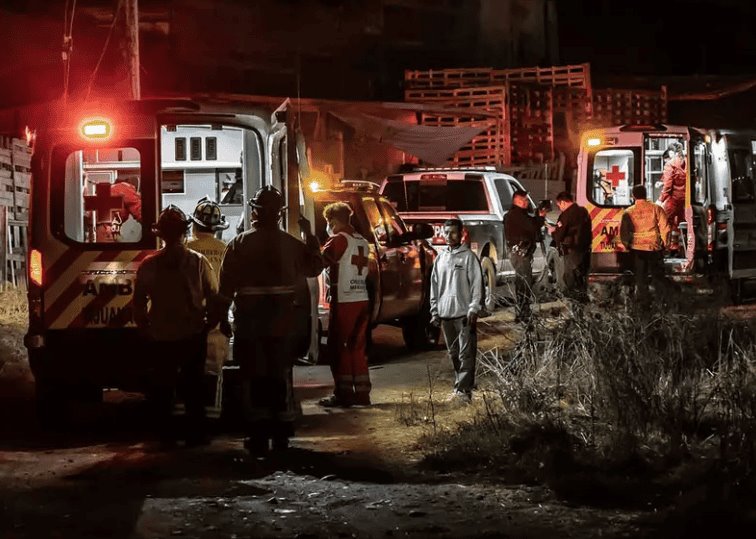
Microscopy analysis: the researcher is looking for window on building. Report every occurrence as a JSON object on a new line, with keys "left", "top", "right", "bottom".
{"left": 206, "top": 137, "right": 217, "bottom": 161}
{"left": 175, "top": 137, "right": 186, "bottom": 161}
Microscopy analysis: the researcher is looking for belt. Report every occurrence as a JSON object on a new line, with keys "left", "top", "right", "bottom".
{"left": 237, "top": 285, "right": 296, "bottom": 296}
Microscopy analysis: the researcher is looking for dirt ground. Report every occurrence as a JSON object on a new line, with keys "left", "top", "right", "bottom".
{"left": 0, "top": 297, "right": 670, "bottom": 539}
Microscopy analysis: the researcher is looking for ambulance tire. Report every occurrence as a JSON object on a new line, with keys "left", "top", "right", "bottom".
{"left": 480, "top": 257, "right": 498, "bottom": 312}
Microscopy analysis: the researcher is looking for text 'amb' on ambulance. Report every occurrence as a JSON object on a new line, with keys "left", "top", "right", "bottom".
{"left": 576, "top": 123, "right": 756, "bottom": 300}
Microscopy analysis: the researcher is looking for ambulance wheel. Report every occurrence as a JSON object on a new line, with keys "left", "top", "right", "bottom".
{"left": 481, "top": 257, "right": 498, "bottom": 312}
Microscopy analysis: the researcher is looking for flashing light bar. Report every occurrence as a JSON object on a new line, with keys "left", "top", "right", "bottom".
{"left": 81, "top": 119, "right": 112, "bottom": 139}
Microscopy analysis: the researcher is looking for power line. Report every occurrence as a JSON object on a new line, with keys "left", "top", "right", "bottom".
{"left": 85, "top": 0, "right": 124, "bottom": 101}
{"left": 62, "top": 0, "right": 77, "bottom": 103}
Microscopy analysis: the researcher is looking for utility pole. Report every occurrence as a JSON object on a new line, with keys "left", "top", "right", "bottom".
{"left": 124, "top": 0, "right": 141, "bottom": 100}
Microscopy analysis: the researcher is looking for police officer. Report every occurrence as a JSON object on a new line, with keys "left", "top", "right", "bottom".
{"left": 134, "top": 205, "right": 218, "bottom": 446}
{"left": 551, "top": 191, "right": 592, "bottom": 302}
{"left": 620, "top": 185, "right": 673, "bottom": 304}
{"left": 504, "top": 190, "right": 548, "bottom": 322}
{"left": 217, "top": 186, "right": 323, "bottom": 455}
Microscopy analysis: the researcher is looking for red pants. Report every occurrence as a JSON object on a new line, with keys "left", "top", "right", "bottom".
{"left": 663, "top": 198, "right": 685, "bottom": 227}
{"left": 328, "top": 301, "right": 371, "bottom": 405}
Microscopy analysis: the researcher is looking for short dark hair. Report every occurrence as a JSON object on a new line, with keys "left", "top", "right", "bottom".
{"left": 556, "top": 191, "right": 573, "bottom": 203}
{"left": 443, "top": 218, "right": 463, "bottom": 230}
{"left": 512, "top": 189, "right": 528, "bottom": 199}
{"left": 323, "top": 202, "right": 353, "bottom": 223}
{"left": 632, "top": 185, "right": 647, "bottom": 200}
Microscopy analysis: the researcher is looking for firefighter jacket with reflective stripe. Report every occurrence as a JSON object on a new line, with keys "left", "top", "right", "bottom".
{"left": 187, "top": 232, "right": 227, "bottom": 283}
{"left": 134, "top": 243, "right": 218, "bottom": 341}
{"left": 430, "top": 243, "right": 483, "bottom": 319}
{"left": 323, "top": 230, "right": 370, "bottom": 304}
{"left": 218, "top": 225, "right": 323, "bottom": 337}
{"left": 620, "top": 200, "right": 672, "bottom": 252}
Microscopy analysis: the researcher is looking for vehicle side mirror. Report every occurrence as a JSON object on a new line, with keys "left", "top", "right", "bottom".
{"left": 411, "top": 223, "right": 435, "bottom": 240}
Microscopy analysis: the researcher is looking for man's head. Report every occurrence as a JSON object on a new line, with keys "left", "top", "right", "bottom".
{"left": 152, "top": 205, "right": 190, "bottom": 244}
{"left": 555, "top": 191, "right": 574, "bottom": 212}
{"left": 632, "top": 184, "right": 647, "bottom": 201}
{"left": 249, "top": 185, "right": 286, "bottom": 226}
{"left": 443, "top": 218, "right": 463, "bottom": 248}
{"left": 512, "top": 189, "right": 530, "bottom": 209}
{"left": 323, "top": 202, "right": 353, "bottom": 235}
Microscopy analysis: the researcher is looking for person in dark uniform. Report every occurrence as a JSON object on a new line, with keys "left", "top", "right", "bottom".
{"left": 551, "top": 191, "right": 593, "bottom": 302}
{"left": 504, "top": 189, "right": 548, "bottom": 322}
{"left": 217, "top": 186, "right": 323, "bottom": 455}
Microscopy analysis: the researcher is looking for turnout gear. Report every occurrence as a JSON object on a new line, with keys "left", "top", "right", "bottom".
{"left": 192, "top": 197, "right": 230, "bottom": 231}
{"left": 660, "top": 155, "right": 686, "bottom": 227}
{"left": 219, "top": 219, "right": 323, "bottom": 453}
{"left": 249, "top": 185, "right": 287, "bottom": 212}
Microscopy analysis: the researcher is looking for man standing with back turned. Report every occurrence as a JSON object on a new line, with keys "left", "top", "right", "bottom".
{"left": 430, "top": 218, "right": 483, "bottom": 404}
{"left": 551, "top": 191, "right": 593, "bottom": 302}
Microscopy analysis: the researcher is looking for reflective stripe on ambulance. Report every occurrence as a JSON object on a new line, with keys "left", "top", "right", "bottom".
{"left": 44, "top": 249, "right": 152, "bottom": 329}
{"left": 586, "top": 204, "right": 625, "bottom": 253}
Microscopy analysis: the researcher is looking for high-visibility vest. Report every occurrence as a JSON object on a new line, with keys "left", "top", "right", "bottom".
{"left": 336, "top": 232, "right": 370, "bottom": 303}
{"left": 624, "top": 200, "right": 671, "bottom": 251}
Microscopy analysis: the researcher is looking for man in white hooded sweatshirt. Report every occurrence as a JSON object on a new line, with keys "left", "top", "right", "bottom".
{"left": 430, "top": 218, "right": 483, "bottom": 403}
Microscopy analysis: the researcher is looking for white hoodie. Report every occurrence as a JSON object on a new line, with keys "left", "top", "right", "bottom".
{"left": 430, "top": 243, "right": 483, "bottom": 319}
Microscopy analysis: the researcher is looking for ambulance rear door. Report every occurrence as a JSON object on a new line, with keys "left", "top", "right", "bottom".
{"left": 725, "top": 134, "right": 756, "bottom": 279}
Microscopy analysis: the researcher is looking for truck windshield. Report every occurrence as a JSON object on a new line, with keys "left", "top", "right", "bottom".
{"left": 383, "top": 180, "right": 489, "bottom": 212}
{"left": 728, "top": 139, "right": 756, "bottom": 202}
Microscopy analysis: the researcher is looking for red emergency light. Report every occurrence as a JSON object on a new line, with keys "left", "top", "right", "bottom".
{"left": 80, "top": 118, "right": 112, "bottom": 140}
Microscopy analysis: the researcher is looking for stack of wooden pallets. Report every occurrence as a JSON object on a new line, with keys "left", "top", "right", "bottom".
{"left": 0, "top": 137, "right": 31, "bottom": 287}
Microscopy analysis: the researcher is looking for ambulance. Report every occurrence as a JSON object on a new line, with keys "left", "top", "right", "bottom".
{"left": 14, "top": 97, "right": 315, "bottom": 420}
{"left": 576, "top": 124, "right": 756, "bottom": 299}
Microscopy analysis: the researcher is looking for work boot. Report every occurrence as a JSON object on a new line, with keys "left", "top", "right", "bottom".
{"left": 244, "top": 436, "right": 269, "bottom": 457}
{"left": 318, "top": 395, "right": 351, "bottom": 408}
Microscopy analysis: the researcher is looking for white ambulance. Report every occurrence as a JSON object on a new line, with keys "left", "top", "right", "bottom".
{"left": 13, "top": 97, "right": 315, "bottom": 421}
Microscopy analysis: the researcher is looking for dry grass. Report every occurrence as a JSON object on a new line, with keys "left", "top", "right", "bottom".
{"left": 419, "top": 300, "right": 756, "bottom": 521}
{"left": 0, "top": 287, "right": 28, "bottom": 327}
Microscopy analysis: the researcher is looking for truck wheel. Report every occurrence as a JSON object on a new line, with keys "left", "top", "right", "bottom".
{"left": 402, "top": 308, "right": 440, "bottom": 351}
{"left": 481, "top": 257, "right": 498, "bottom": 312}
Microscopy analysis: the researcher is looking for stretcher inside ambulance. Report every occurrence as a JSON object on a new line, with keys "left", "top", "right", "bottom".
{"left": 577, "top": 125, "right": 711, "bottom": 276}
{"left": 20, "top": 99, "right": 312, "bottom": 421}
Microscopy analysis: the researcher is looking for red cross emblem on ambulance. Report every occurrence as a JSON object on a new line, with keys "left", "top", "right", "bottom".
{"left": 84, "top": 182, "right": 125, "bottom": 222}
{"left": 351, "top": 245, "right": 368, "bottom": 276}
{"left": 605, "top": 165, "right": 626, "bottom": 188}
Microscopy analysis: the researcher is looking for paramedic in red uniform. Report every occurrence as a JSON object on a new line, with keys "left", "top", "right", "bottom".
{"left": 658, "top": 143, "right": 686, "bottom": 227}
{"left": 318, "top": 202, "right": 373, "bottom": 408}
{"left": 93, "top": 176, "right": 142, "bottom": 242}
{"left": 218, "top": 186, "right": 323, "bottom": 455}
{"left": 134, "top": 205, "right": 217, "bottom": 447}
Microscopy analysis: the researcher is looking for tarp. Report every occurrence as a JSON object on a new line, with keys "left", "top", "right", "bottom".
{"left": 329, "top": 112, "right": 489, "bottom": 166}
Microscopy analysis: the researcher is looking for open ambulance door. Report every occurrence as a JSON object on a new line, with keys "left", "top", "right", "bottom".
{"left": 724, "top": 133, "right": 756, "bottom": 287}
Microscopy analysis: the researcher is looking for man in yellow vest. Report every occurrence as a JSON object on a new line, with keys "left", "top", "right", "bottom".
{"left": 620, "top": 185, "right": 673, "bottom": 303}
{"left": 187, "top": 198, "right": 231, "bottom": 417}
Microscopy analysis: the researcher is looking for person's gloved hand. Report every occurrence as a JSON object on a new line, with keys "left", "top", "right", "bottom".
{"left": 298, "top": 215, "right": 313, "bottom": 236}
{"left": 467, "top": 312, "right": 478, "bottom": 331}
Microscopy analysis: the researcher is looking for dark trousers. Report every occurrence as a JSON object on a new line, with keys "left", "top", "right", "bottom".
{"left": 561, "top": 250, "right": 591, "bottom": 302}
{"left": 631, "top": 249, "right": 672, "bottom": 301}
{"left": 440, "top": 317, "right": 477, "bottom": 394}
{"left": 233, "top": 336, "right": 295, "bottom": 441}
{"left": 147, "top": 333, "right": 207, "bottom": 441}
{"left": 510, "top": 252, "right": 534, "bottom": 319}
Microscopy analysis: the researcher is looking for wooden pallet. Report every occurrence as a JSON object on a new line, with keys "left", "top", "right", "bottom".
{"left": 508, "top": 83, "right": 555, "bottom": 163}
{"left": 591, "top": 87, "right": 668, "bottom": 126}
{"left": 1, "top": 206, "right": 28, "bottom": 288}
{"left": 405, "top": 63, "right": 591, "bottom": 91}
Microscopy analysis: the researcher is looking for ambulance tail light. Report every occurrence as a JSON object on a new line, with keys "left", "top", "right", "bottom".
{"left": 29, "top": 249, "right": 43, "bottom": 287}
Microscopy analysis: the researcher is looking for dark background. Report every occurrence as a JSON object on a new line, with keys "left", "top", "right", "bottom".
{"left": 1, "top": 0, "right": 755, "bottom": 107}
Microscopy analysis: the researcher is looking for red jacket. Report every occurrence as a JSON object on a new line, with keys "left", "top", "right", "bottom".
{"left": 659, "top": 158, "right": 686, "bottom": 205}
{"left": 111, "top": 181, "right": 142, "bottom": 222}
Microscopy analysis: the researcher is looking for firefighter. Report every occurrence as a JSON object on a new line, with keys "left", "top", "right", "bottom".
{"left": 134, "top": 205, "right": 217, "bottom": 447}
{"left": 551, "top": 191, "right": 592, "bottom": 302}
{"left": 429, "top": 218, "right": 483, "bottom": 404}
{"left": 217, "top": 186, "right": 323, "bottom": 455}
{"left": 658, "top": 143, "right": 686, "bottom": 250}
{"left": 187, "top": 198, "right": 232, "bottom": 409}
{"left": 504, "top": 190, "right": 548, "bottom": 322}
{"left": 318, "top": 202, "right": 373, "bottom": 408}
{"left": 621, "top": 185, "right": 673, "bottom": 303}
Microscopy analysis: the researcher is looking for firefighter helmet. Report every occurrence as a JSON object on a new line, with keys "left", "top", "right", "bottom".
{"left": 192, "top": 197, "right": 230, "bottom": 231}
{"left": 249, "top": 185, "right": 287, "bottom": 212}
{"left": 152, "top": 205, "right": 191, "bottom": 237}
